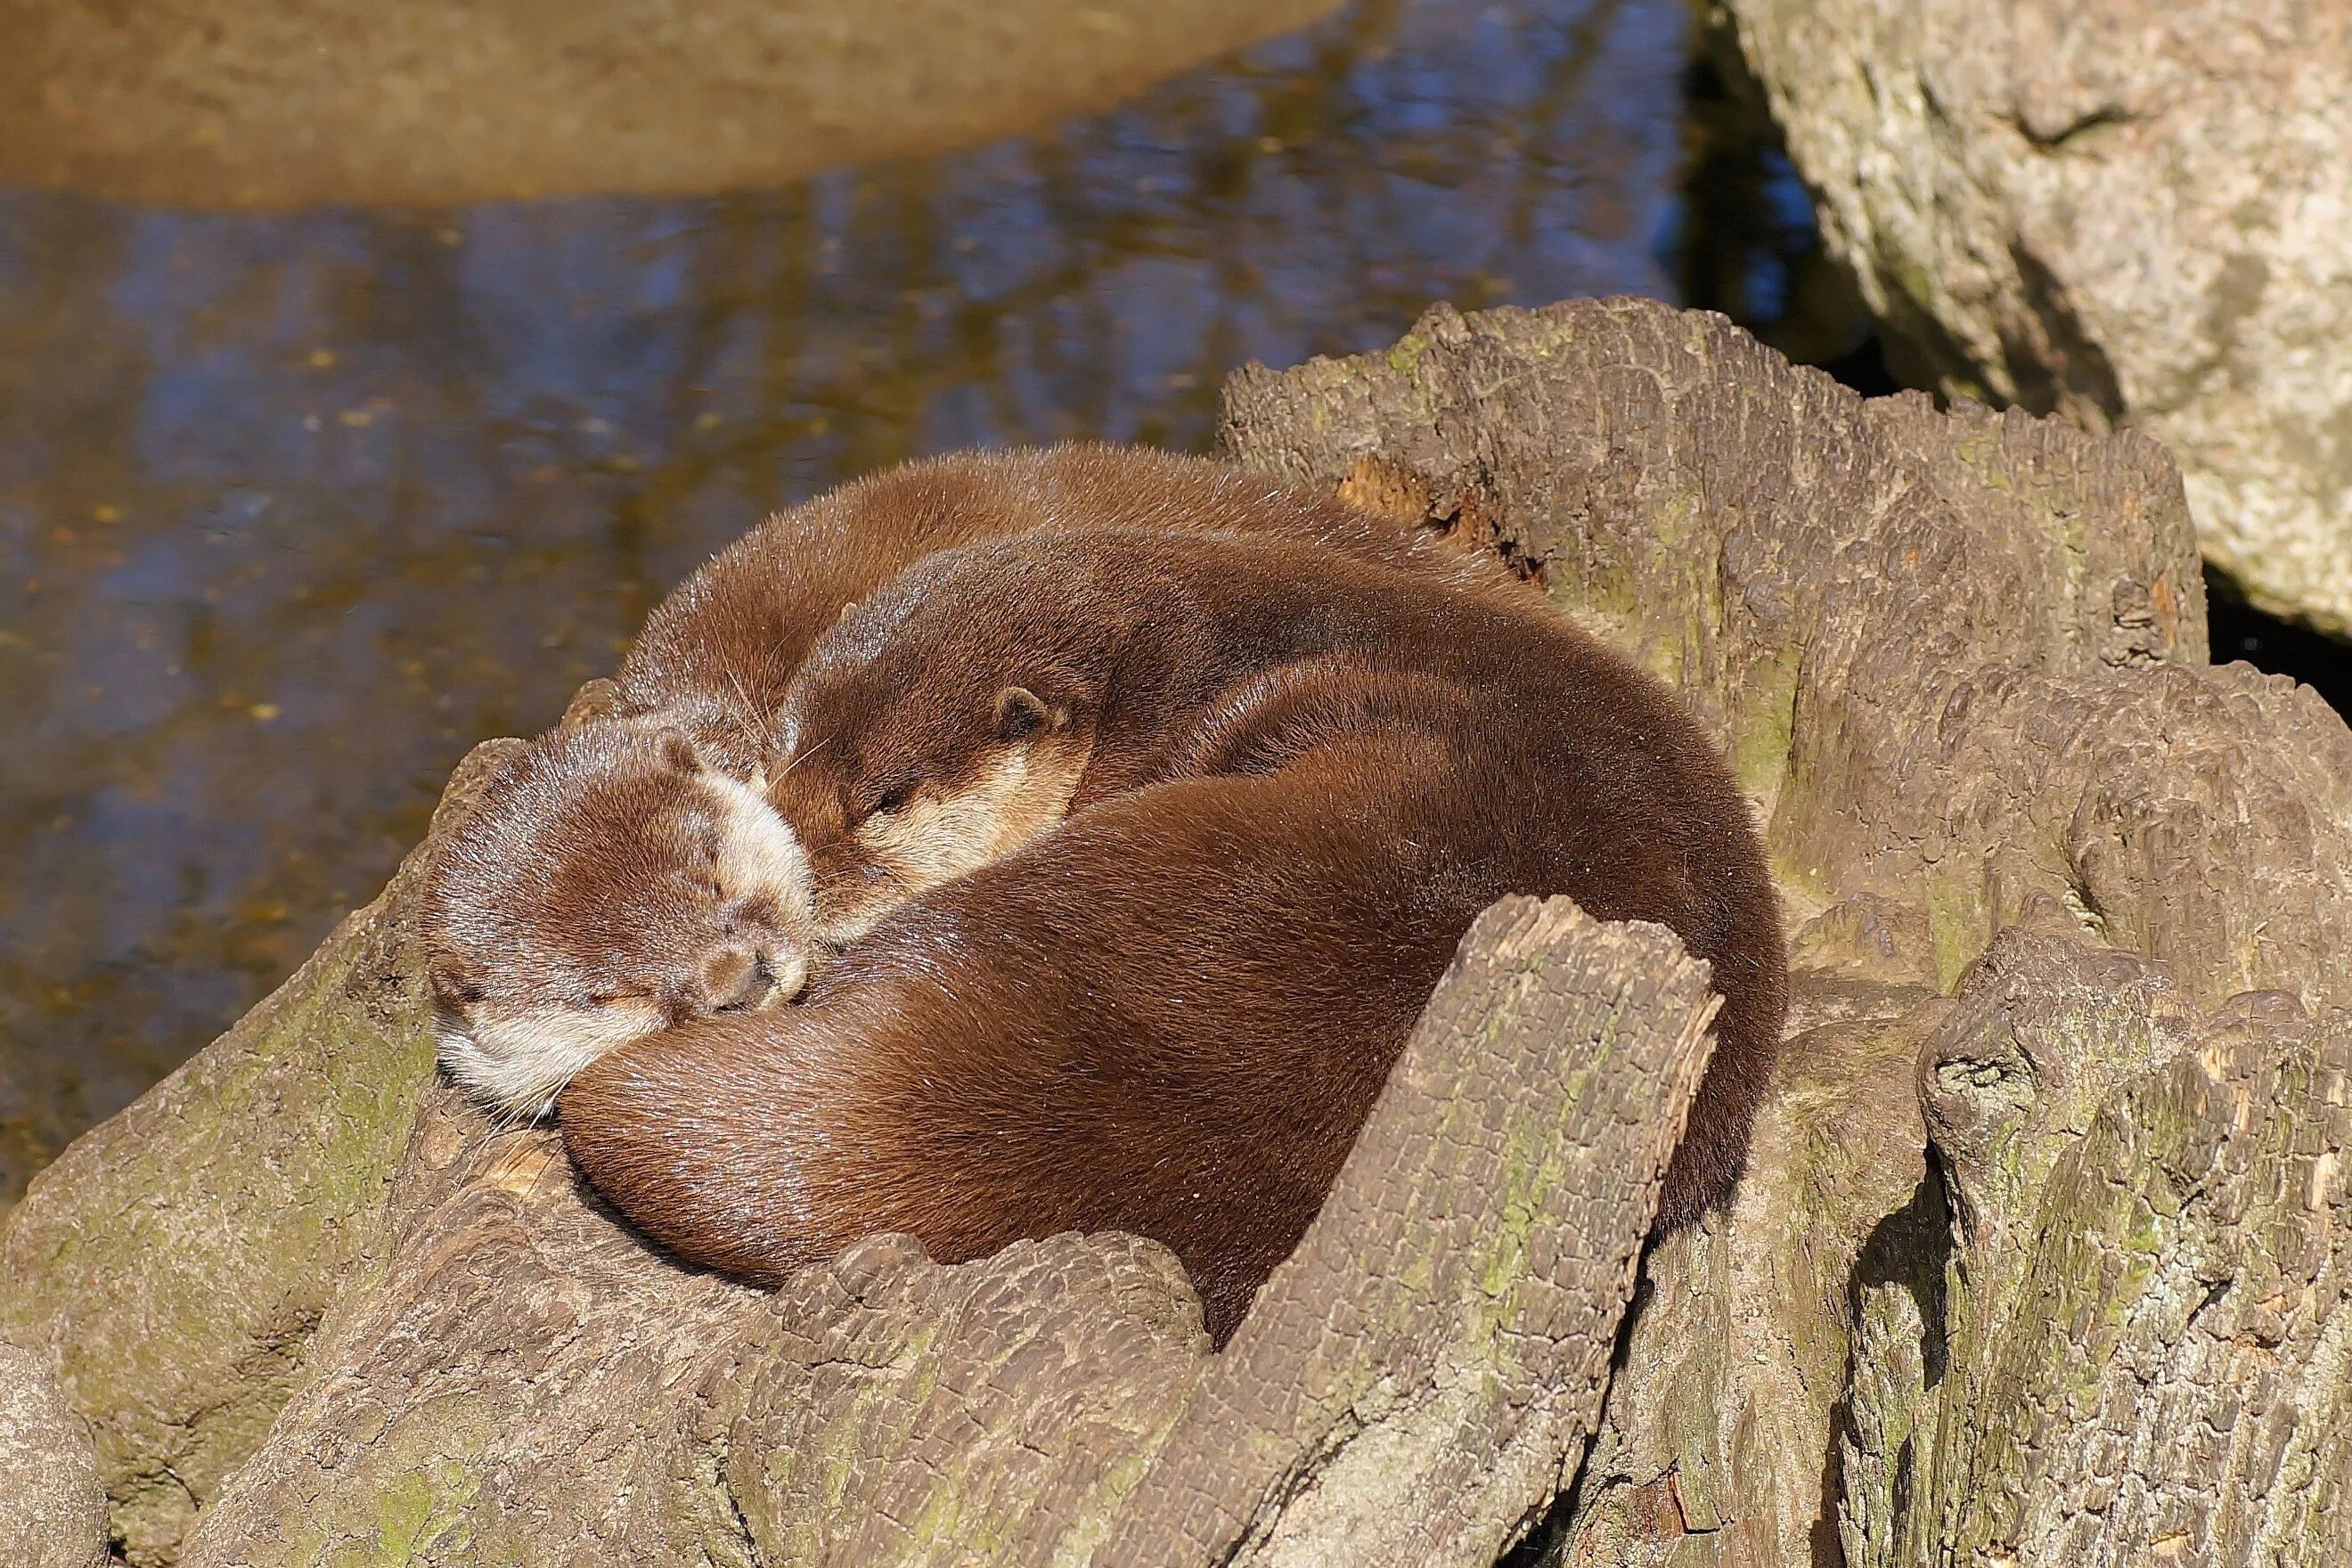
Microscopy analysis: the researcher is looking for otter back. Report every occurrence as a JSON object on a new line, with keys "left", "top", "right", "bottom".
{"left": 614, "top": 444, "right": 1527, "bottom": 773}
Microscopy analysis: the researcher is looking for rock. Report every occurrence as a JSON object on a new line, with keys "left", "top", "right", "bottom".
{"left": 0, "top": 1341, "right": 110, "bottom": 1568}
{"left": 1719, "top": 0, "right": 2352, "bottom": 634}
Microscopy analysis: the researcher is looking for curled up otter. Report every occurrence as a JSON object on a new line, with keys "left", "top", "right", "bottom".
{"left": 424, "top": 445, "right": 1521, "bottom": 1108}
{"left": 420, "top": 450, "right": 1785, "bottom": 1343}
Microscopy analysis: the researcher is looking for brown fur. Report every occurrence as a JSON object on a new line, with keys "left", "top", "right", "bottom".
{"left": 421, "top": 723, "right": 817, "bottom": 1115}
{"left": 613, "top": 444, "right": 1525, "bottom": 773}
{"left": 421, "top": 446, "right": 1520, "bottom": 1110}
{"left": 561, "top": 532, "right": 1787, "bottom": 1343}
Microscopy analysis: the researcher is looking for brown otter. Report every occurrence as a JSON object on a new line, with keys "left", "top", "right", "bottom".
{"left": 763, "top": 528, "right": 1592, "bottom": 944}
{"left": 610, "top": 443, "right": 1526, "bottom": 773}
{"left": 421, "top": 445, "right": 1522, "bottom": 1113}
{"left": 559, "top": 530, "right": 1786, "bottom": 1341}
{"left": 422, "top": 721, "right": 818, "bottom": 1117}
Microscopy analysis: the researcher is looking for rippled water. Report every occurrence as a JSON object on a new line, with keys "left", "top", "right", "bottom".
{"left": 0, "top": 0, "right": 1876, "bottom": 1201}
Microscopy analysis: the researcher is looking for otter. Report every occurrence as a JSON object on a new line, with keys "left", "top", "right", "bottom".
{"left": 423, "top": 442, "right": 1515, "bottom": 1109}
{"left": 420, "top": 445, "right": 1522, "bottom": 1111}
{"left": 763, "top": 528, "right": 1622, "bottom": 945}
{"left": 421, "top": 722, "right": 817, "bottom": 1118}
{"left": 559, "top": 530, "right": 1786, "bottom": 1342}
{"left": 609, "top": 443, "right": 1526, "bottom": 773}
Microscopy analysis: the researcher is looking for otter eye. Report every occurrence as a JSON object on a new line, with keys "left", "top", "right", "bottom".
{"left": 870, "top": 785, "right": 911, "bottom": 818}
{"left": 428, "top": 960, "right": 484, "bottom": 1008}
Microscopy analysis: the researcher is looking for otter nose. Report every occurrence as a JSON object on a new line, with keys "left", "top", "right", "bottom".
{"left": 700, "top": 947, "right": 772, "bottom": 1014}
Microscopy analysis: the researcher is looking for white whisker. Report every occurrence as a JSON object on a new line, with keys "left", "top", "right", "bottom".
{"left": 772, "top": 734, "right": 832, "bottom": 783}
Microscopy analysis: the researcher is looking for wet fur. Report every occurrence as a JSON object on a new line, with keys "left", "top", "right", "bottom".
{"left": 562, "top": 532, "right": 1787, "bottom": 1343}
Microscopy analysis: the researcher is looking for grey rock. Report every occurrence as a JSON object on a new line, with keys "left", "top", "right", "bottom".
{"left": 1723, "top": 0, "right": 2352, "bottom": 633}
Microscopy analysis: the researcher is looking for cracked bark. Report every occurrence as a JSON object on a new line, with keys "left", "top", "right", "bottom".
{"left": 4, "top": 297, "right": 2345, "bottom": 1565}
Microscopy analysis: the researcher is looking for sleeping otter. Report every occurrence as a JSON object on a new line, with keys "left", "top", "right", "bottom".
{"left": 421, "top": 722, "right": 817, "bottom": 1117}
{"left": 559, "top": 530, "right": 1786, "bottom": 1341}
{"left": 764, "top": 527, "right": 1660, "bottom": 944}
{"left": 420, "top": 445, "right": 1521, "bottom": 1111}
{"left": 610, "top": 443, "right": 1524, "bottom": 772}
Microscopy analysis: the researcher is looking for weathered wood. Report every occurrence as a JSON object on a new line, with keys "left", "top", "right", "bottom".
{"left": 172, "top": 1082, "right": 766, "bottom": 1565}
{"left": 715, "top": 1231, "right": 1207, "bottom": 1566}
{"left": 1853, "top": 919, "right": 2352, "bottom": 1566}
{"left": 1097, "top": 900, "right": 1717, "bottom": 1567}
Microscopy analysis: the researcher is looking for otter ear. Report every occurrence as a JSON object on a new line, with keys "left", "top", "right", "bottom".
{"left": 661, "top": 732, "right": 705, "bottom": 775}
{"left": 993, "top": 686, "right": 1062, "bottom": 740}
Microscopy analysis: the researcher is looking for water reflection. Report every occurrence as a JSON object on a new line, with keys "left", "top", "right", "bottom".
{"left": 0, "top": 0, "right": 1695, "bottom": 1201}
{"left": 1670, "top": 38, "right": 1888, "bottom": 386}
{"left": 2, "top": 0, "right": 1344, "bottom": 206}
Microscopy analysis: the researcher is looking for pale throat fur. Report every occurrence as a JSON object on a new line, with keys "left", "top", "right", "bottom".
{"left": 804, "top": 739, "right": 1088, "bottom": 943}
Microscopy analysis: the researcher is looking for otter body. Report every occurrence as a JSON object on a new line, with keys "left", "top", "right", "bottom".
{"left": 764, "top": 528, "right": 1563, "bottom": 943}
{"left": 561, "top": 531, "right": 1785, "bottom": 1342}
{"left": 422, "top": 446, "right": 1519, "bottom": 1107}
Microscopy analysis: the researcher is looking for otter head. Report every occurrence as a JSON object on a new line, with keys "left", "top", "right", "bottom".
{"left": 421, "top": 720, "right": 818, "bottom": 1118}
{"left": 764, "top": 545, "right": 1120, "bottom": 943}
